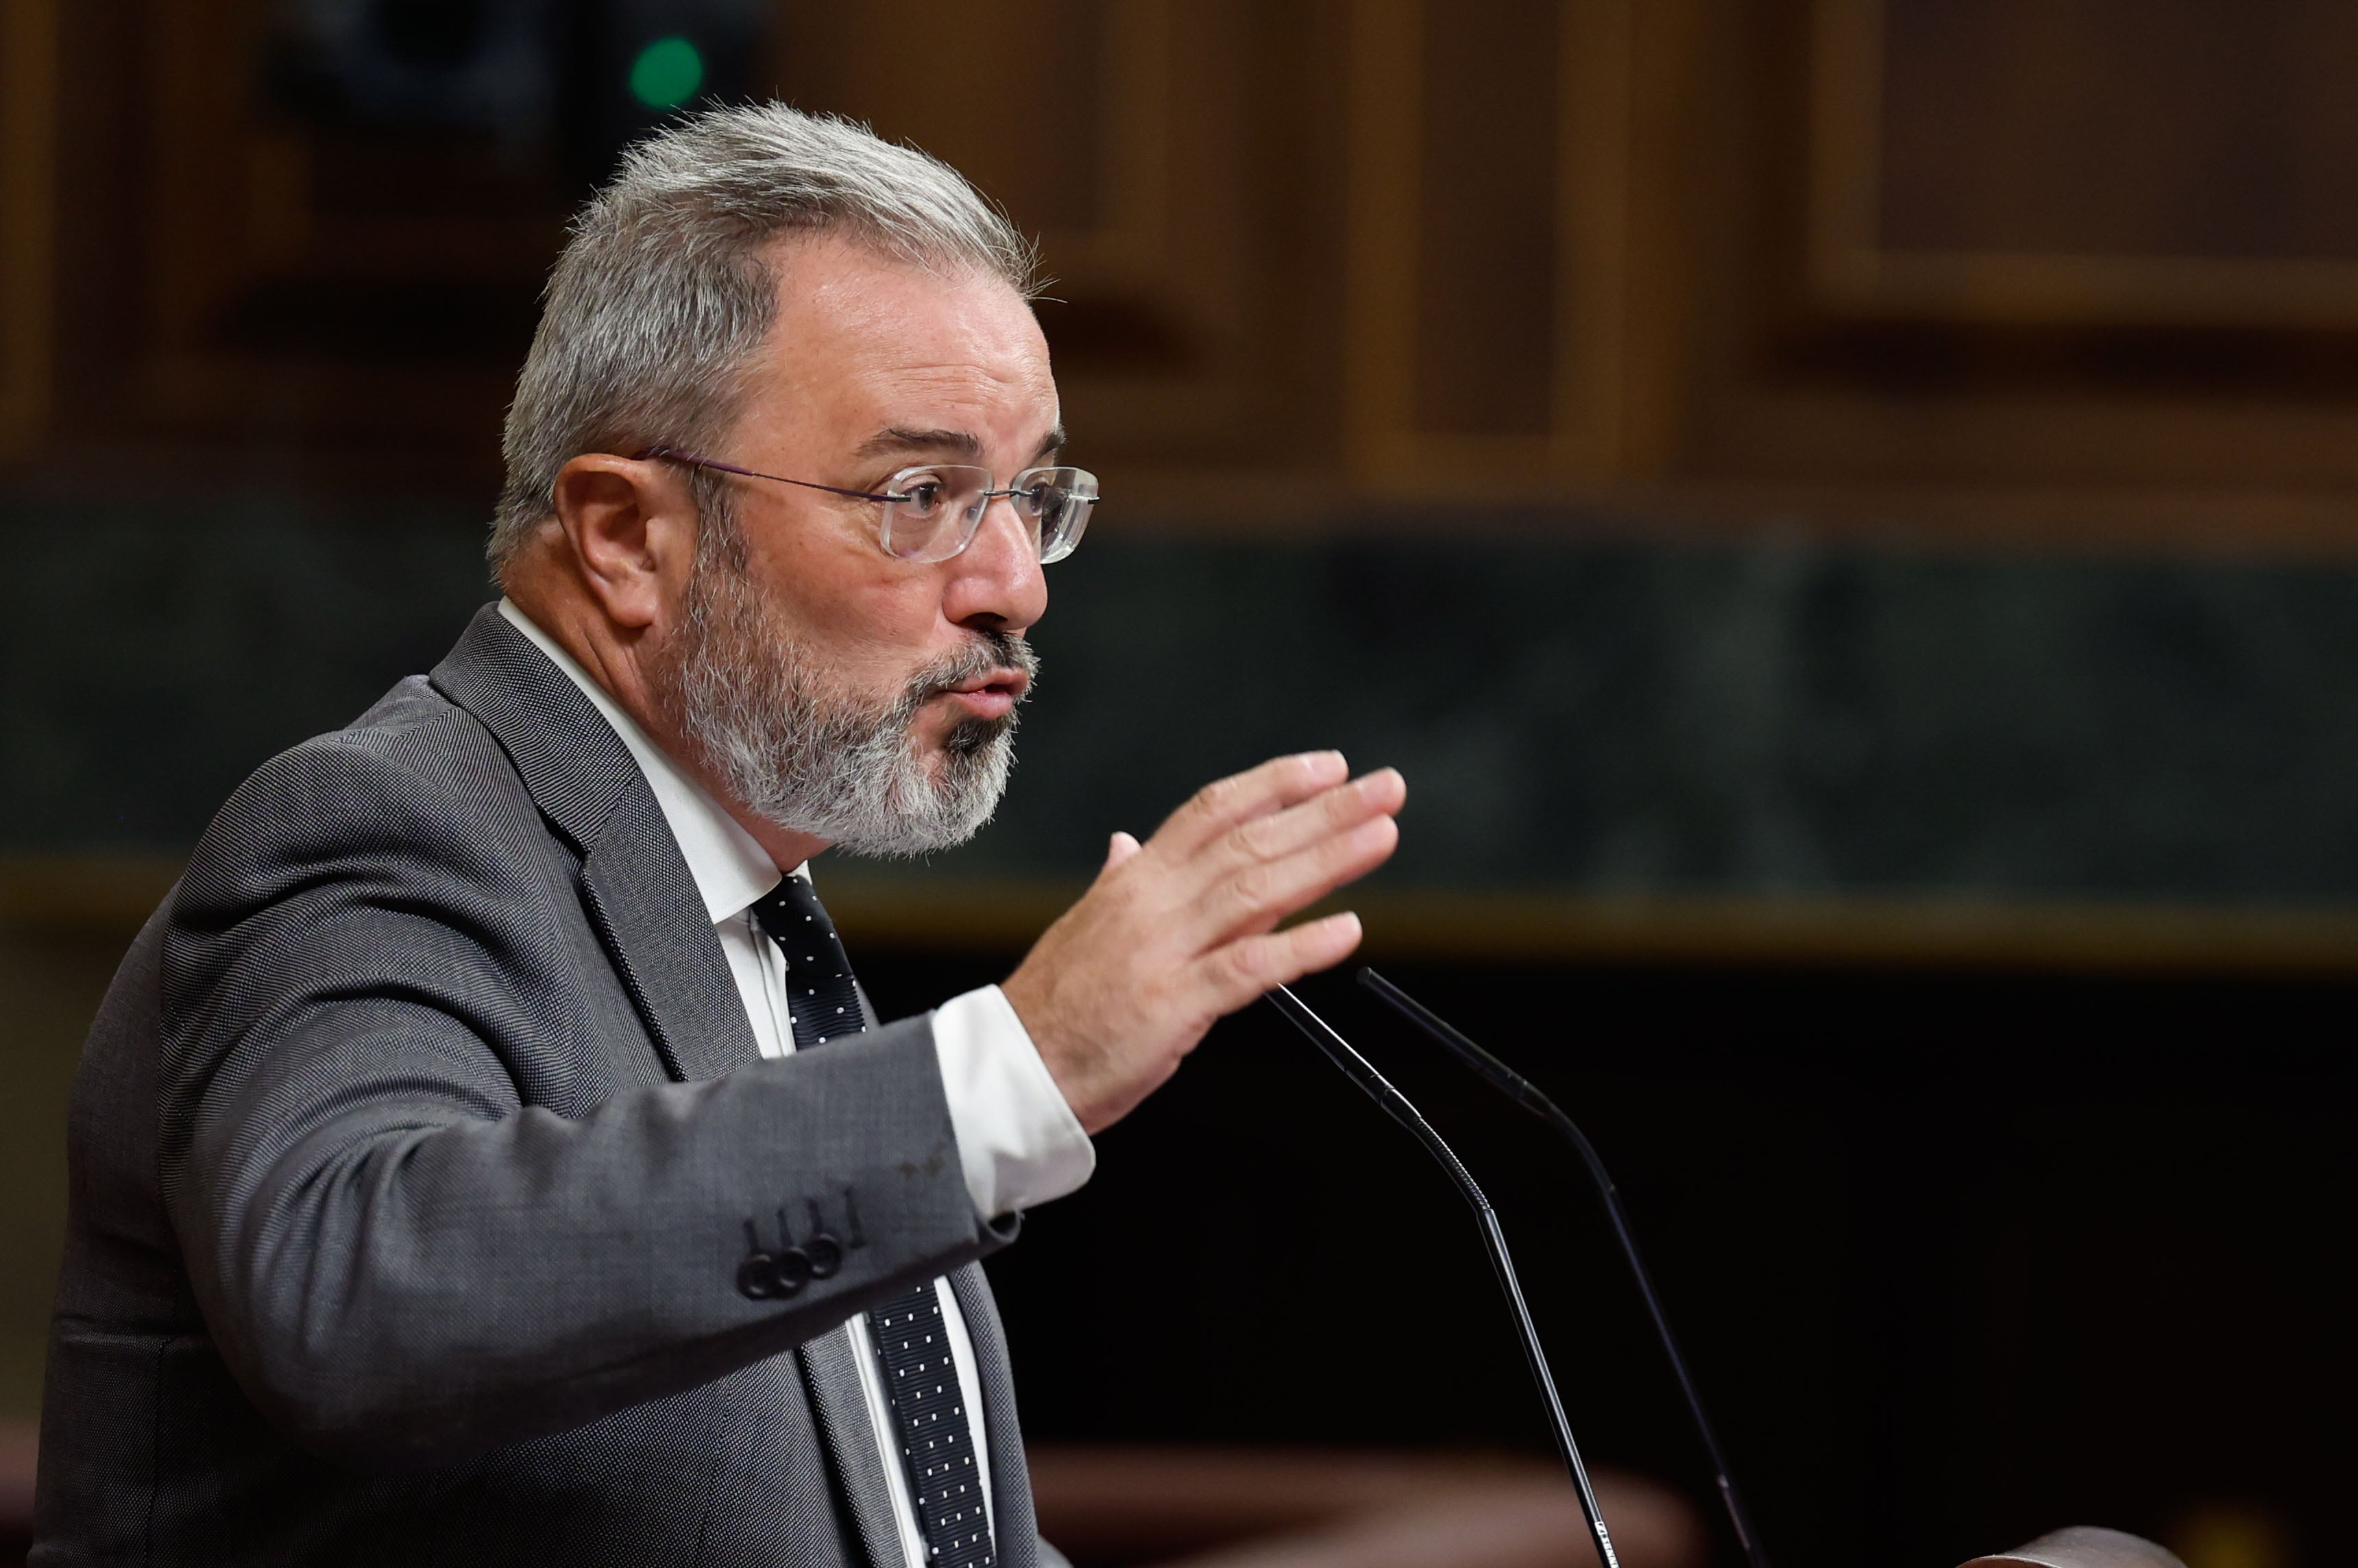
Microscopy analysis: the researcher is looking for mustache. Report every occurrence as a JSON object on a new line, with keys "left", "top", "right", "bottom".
{"left": 905, "top": 629, "right": 1038, "bottom": 707}
{"left": 907, "top": 630, "right": 1036, "bottom": 760}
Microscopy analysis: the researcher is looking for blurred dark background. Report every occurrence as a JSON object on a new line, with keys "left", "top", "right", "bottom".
{"left": 4, "top": 3, "right": 2357, "bottom": 1566}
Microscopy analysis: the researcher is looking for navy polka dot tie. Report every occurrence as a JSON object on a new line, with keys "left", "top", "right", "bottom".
{"left": 751, "top": 874, "right": 868, "bottom": 1051}
{"left": 869, "top": 1284, "right": 994, "bottom": 1567}
{"left": 750, "top": 876, "right": 994, "bottom": 1567}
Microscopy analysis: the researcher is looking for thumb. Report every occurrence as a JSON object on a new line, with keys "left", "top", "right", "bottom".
{"left": 1102, "top": 830, "right": 1143, "bottom": 872}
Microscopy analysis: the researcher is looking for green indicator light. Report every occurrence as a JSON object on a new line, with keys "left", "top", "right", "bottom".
{"left": 629, "top": 36, "right": 705, "bottom": 110}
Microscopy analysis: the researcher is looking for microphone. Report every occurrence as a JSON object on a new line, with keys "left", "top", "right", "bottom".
{"left": 1263, "top": 985, "right": 1625, "bottom": 1568}
{"left": 1356, "top": 968, "right": 1773, "bottom": 1568}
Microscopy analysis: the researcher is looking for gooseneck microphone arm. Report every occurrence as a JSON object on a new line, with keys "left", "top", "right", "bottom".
{"left": 1356, "top": 968, "right": 1772, "bottom": 1568}
{"left": 1263, "top": 985, "right": 1624, "bottom": 1568}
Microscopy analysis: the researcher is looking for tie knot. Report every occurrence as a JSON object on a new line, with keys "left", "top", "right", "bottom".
{"left": 751, "top": 873, "right": 837, "bottom": 947}
{"left": 749, "top": 874, "right": 866, "bottom": 1050}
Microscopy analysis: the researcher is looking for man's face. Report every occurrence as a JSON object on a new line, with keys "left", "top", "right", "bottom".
{"left": 650, "top": 235, "right": 1060, "bottom": 853}
{"left": 727, "top": 233, "right": 1057, "bottom": 731}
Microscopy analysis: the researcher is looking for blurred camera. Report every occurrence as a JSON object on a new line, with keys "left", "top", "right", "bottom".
{"left": 269, "top": 0, "right": 770, "bottom": 184}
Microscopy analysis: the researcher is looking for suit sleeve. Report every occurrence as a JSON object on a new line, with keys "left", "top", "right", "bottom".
{"left": 157, "top": 727, "right": 1011, "bottom": 1472}
{"left": 932, "top": 984, "right": 1095, "bottom": 1217}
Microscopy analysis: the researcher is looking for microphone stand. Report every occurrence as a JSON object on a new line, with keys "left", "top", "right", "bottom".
{"left": 1264, "top": 985, "right": 1624, "bottom": 1568}
{"left": 1357, "top": 968, "right": 1773, "bottom": 1568}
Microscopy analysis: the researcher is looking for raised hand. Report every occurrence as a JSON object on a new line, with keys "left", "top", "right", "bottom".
{"left": 1000, "top": 752, "right": 1406, "bottom": 1133}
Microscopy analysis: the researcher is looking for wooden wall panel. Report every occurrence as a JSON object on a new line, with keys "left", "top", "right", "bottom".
{"left": 131, "top": 0, "right": 565, "bottom": 458}
{"left": 1621, "top": 0, "right": 2358, "bottom": 528}
{"left": 15, "top": 0, "right": 574, "bottom": 475}
{"left": 0, "top": 0, "right": 56, "bottom": 458}
{"left": 1411, "top": 0, "right": 1560, "bottom": 438}
{"left": 773, "top": 0, "right": 1332, "bottom": 476}
{"left": 774, "top": 1, "right": 1122, "bottom": 241}
{"left": 1811, "top": 0, "right": 2358, "bottom": 326}
{"left": 15, "top": 0, "right": 2358, "bottom": 541}
{"left": 1343, "top": 0, "right": 1633, "bottom": 497}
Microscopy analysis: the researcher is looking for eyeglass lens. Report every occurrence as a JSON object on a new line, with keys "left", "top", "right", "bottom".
{"left": 879, "top": 466, "right": 1099, "bottom": 565}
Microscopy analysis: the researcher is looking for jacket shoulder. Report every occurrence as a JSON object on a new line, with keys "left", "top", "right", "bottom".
{"left": 174, "top": 673, "right": 552, "bottom": 937}
{"left": 345, "top": 670, "right": 459, "bottom": 736}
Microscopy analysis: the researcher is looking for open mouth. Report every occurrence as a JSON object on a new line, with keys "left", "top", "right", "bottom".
{"left": 938, "top": 667, "right": 1030, "bottom": 720}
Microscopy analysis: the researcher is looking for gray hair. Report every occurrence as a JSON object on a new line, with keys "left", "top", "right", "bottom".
{"left": 489, "top": 103, "right": 1039, "bottom": 571}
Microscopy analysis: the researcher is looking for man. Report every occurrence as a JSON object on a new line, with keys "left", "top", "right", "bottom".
{"left": 32, "top": 106, "right": 1404, "bottom": 1565}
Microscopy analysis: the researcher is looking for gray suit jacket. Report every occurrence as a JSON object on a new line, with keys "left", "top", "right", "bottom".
{"left": 33, "top": 605, "right": 1049, "bottom": 1567}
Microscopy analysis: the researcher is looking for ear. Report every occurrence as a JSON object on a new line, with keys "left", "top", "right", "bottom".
{"left": 550, "top": 454, "right": 698, "bottom": 633}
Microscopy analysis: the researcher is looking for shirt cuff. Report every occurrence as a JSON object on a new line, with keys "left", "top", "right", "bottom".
{"left": 932, "top": 985, "right": 1095, "bottom": 1219}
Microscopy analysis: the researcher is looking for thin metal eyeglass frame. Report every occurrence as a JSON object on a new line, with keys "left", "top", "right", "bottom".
{"left": 633, "top": 444, "right": 1098, "bottom": 562}
{"left": 636, "top": 445, "right": 914, "bottom": 506}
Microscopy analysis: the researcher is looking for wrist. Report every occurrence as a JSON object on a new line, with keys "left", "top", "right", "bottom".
{"left": 997, "top": 970, "right": 1074, "bottom": 1097}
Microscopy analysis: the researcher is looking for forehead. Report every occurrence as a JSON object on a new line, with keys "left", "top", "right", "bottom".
{"left": 748, "top": 234, "right": 1056, "bottom": 445}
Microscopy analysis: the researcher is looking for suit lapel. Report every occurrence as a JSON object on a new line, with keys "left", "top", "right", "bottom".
{"left": 430, "top": 605, "right": 635, "bottom": 852}
{"left": 577, "top": 788, "right": 758, "bottom": 1081}
{"left": 949, "top": 1264, "right": 1037, "bottom": 1568}
{"left": 433, "top": 607, "right": 1004, "bottom": 1568}
{"left": 798, "top": 1327, "right": 905, "bottom": 1568}
{"left": 432, "top": 604, "right": 756, "bottom": 1081}
{"left": 801, "top": 1271, "right": 1036, "bottom": 1568}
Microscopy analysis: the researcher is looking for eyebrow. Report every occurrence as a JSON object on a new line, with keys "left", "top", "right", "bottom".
{"left": 856, "top": 426, "right": 982, "bottom": 461}
{"left": 853, "top": 424, "right": 1069, "bottom": 464}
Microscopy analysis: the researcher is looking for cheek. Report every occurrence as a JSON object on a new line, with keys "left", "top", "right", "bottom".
{"left": 837, "top": 577, "right": 951, "bottom": 666}
{"left": 788, "top": 571, "right": 960, "bottom": 698}
{"left": 753, "top": 524, "right": 944, "bottom": 672}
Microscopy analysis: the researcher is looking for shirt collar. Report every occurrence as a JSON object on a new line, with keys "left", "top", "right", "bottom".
{"left": 498, "top": 598, "right": 800, "bottom": 924}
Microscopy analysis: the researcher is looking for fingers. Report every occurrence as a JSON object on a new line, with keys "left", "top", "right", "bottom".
{"left": 1128, "top": 761, "right": 1402, "bottom": 956}
{"left": 1006, "top": 754, "right": 1405, "bottom": 1136}
{"left": 1182, "top": 768, "right": 1402, "bottom": 946}
{"left": 1219, "top": 767, "right": 1405, "bottom": 870}
{"left": 1190, "top": 911, "right": 1368, "bottom": 1017}
{"left": 1197, "top": 811, "right": 1399, "bottom": 945}
{"left": 1156, "top": 751, "right": 1351, "bottom": 855}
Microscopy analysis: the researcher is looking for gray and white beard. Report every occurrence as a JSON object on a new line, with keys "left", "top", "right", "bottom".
{"left": 653, "top": 552, "right": 1037, "bottom": 857}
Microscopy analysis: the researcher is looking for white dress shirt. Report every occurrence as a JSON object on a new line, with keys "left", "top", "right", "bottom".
{"left": 499, "top": 600, "right": 1093, "bottom": 1567}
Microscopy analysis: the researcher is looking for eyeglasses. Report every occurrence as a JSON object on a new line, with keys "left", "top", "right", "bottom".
{"left": 636, "top": 445, "right": 1100, "bottom": 565}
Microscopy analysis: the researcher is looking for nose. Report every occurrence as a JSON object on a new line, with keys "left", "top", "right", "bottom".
{"left": 940, "top": 491, "right": 1048, "bottom": 633}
